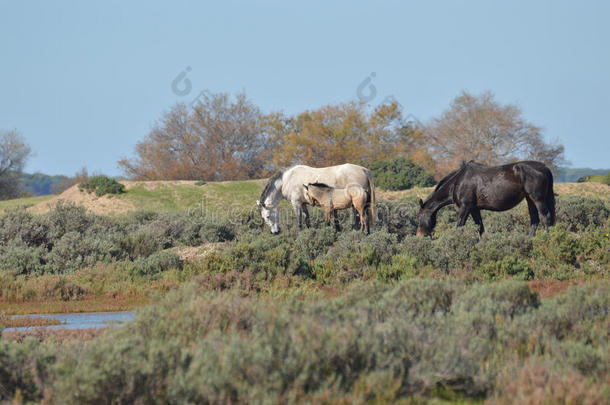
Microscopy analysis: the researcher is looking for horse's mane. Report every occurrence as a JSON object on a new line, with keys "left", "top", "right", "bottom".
{"left": 423, "top": 162, "right": 472, "bottom": 205}
{"left": 260, "top": 170, "right": 284, "bottom": 202}
{"left": 433, "top": 160, "right": 483, "bottom": 192}
{"left": 434, "top": 167, "right": 461, "bottom": 191}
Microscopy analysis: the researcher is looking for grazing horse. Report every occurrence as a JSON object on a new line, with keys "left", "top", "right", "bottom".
{"left": 257, "top": 163, "right": 376, "bottom": 234}
{"left": 416, "top": 161, "right": 555, "bottom": 236}
{"left": 304, "top": 183, "right": 371, "bottom": 233}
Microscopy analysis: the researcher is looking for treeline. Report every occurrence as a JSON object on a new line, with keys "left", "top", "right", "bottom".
{"left": 119, "top": 90, "right": 566, "bottom": 181}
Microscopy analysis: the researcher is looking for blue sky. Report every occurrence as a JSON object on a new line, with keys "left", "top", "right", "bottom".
{"left": 1, "top": 0, "right": 608, "bottom": 176}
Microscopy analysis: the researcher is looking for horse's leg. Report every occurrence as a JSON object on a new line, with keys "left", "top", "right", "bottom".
{"left": 470, "top": 208, "right": 485, "bottom": 235}
{"left": 361, "top": 205, "right": 369, "bottom": 234}
{"left": 292, "top": 200, "right": 303, "bottom": 230}
{"left": 533, "top": 199, "right": 552, "bottom": 233}
{"left": 333, "top": 210, "right": 342, "bottom": 231}
{"left": 525, "top": 197, "right": 540, "bottom": 236}
{"left": 355, "top": 204, "right": 364, "bottom": 232}
{"left": 351, "top": 207, "right": 361, "bottom": 230}
{"left": 302, "top": 204, "right": 311, "bottom": 228}
{"left": 456, "top": 205, "right": 471, "bottom": 227}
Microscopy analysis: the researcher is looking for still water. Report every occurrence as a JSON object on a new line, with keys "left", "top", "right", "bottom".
{"left": 4, "top": 311, "right": 134, "bottom": 332}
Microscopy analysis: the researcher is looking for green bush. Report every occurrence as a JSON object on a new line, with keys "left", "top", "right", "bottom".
{"left": 78, "top": 175, "right": 125, "bottom": 196}
{"left": 1, "top": 281, "right": 608, "bottom": 403}
{"left": 131, "top": 250, "right": 183, "bottom": 277}
{"left": 368, "top": 157, "right": 436, "bottom": 190}
{"left": 18, "top": 281, "right": 599, "bottom": 403}
{"left": 0, "top": 240, "right": 47, "bottom": 275}
{"left": 556, "top": 196, "right": 610, "bottom": 231}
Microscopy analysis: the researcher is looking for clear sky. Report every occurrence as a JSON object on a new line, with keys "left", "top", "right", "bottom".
{"left": 1, "top": 0, "right": 608, "bottom": 176}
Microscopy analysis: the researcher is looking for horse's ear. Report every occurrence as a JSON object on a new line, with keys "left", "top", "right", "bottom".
{"left": 418, "top": 198, "right": 424, "bottom": 208}
{"left": 256, "top": 200, "right": 261, "bottom": 207}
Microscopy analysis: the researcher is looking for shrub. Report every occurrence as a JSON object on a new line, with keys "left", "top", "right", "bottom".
{"left": 293, "top": 226, "right": 338, "bottom": 261}
{"left": 429, "top": 224, "right": 480, "bottom": 272}
{"left": 0, "top": 208, "right": 48, "bottom": 247}
{"left": 131, "top": 250, "right": 183, "bottom": 277}
{"left": 376, "top": 199, "right": 419, "bottom": 240}
{"left": 376, "top": 253, "right": 419, "bottom": 281}
{"left": 78, "top": 175, "right": 125, "bottom": 196}
{"left": 478, "top": 256, "right": 534, "bottom": 281}
{"left": 556, "top": 196, "right": 610, "bottom": 231}
{"left": 0, "top": 240, "right": 47, "bottom": 275}
{"left": 368, "top": 157, "right": 436, "bottom": 190}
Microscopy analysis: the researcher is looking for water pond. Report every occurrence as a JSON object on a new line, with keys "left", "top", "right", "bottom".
{"left": 4, "top": 311, "right": 134, "bottom": 332}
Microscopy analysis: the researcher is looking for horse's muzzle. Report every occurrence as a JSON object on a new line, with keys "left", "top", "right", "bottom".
{"left": 416, "top": 228, "right": 424, "bottom": 237}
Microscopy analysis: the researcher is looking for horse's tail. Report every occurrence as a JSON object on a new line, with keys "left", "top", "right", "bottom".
{"left": 366, "top": 169, "right": 376, "bottom": 229}
{"left": 546, "top": 170, "right": 556, "bottom": 226}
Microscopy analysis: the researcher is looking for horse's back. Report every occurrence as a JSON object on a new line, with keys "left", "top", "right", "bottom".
{"left": 287, "top": 164, "right": 370, "bottom": 188}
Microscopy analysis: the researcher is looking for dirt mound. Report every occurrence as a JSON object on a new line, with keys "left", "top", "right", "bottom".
{"left": 29, "top": 185, "right": 135, "bottom": 215}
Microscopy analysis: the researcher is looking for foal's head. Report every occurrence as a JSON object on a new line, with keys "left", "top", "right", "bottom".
{"left": 303, "top": 183, "right": 331, "bottom": 207}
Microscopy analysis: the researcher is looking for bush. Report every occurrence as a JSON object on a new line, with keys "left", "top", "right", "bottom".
{"left": 131, "top": 250, "right": 183, "bottom": 277}
{"left": 78, "top": 175, "right": 125, "bottom": 196}
{"left": 0, "top": 240, "right": 47, "bottom": 275}
{"left": 369, "top": 157, "right": 436, "bottom": 190}
{"left": 1, "top": 281, "right": 608, "bottom": 403}
{"left": 556, "top": 196, "right": 610, "bottom": 231}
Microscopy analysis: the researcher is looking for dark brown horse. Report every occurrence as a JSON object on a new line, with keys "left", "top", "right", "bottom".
{"left": 416, "top": 161, "right": 555, "bottom": 236}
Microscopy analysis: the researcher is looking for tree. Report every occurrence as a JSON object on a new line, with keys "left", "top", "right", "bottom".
{"left": 271, "top": 101, "right": 427, "bottom": 168}
{"left": 369, "top": 157, "right": 436, "bottom": 190}
{"left": 119, "top": 92, "right": 274, "bottom": 181}
{"left": 424, "top": 91, "right": 565, "bottom": 177}
{"left": 0, "top": 129, "right": 32, "bottom": 200}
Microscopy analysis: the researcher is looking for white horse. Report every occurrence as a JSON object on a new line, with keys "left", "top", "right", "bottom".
{"left": 257, "top": 163, "right": 376, "bottom": 234}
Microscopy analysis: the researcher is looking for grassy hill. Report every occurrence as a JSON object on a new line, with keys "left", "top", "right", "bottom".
{"left": 0, "top": 178, "right": 608, "bottom": 215}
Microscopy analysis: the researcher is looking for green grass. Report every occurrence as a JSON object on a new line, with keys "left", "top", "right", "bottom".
{"left": 0, "top": 195, "right": 54, "bottom": 213}
{"left": 586, "top": 173, "right": 610, "bottom": 185}
{"left": 117, "top": 179, "right": 266, "bottom": 216}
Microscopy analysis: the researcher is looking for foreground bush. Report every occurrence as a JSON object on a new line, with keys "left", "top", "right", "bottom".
{"left": 1, "top": 280, "right": 607, "bottom": 403}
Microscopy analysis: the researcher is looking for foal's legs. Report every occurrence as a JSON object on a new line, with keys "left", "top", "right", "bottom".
{"left": 525, "top": 197, "right": 540, "bottom": 236}
{"left": 470, "top": 208, "right": 485, "bottom": 235}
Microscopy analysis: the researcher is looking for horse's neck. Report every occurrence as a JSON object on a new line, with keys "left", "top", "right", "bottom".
{"left": 428, "top": 183, "right": 454, "bottom": 212}
{"left": 265, "top": 178, "right": 285, "bottom": 207}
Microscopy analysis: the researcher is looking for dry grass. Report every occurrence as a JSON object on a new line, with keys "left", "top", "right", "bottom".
{"left": 528, "top": 279, "right": 588, "bottom": 299}
{"left": 170, "top": 242, "right": 225, "bottom": 261}
{"left": 0, "top": 314, "right": 61, "bottom": 328}
{"left": 2, "top": 327, "right": 106, "bottom": 342}
{"left": 0, "top": 294, "right": 149, "bottom": 316}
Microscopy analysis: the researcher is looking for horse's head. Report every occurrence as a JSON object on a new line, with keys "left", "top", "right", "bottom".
{"left": 416, "top": 198, "right": 437, "bottom": 237}
{"left": 257, "top": 200, "right": 281, "bottom": 234}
